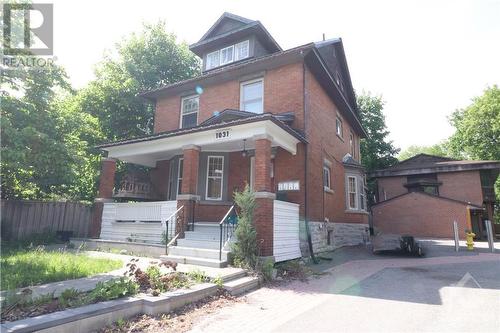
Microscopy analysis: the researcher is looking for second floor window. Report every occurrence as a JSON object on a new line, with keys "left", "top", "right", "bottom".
{"left": 180, "top": 95, "right": 199, "bottom": 128}
{"left": 336, "top": 117, "right": 343, "bottom": 137}
{"left": 240, "top": 79, "right": 263, "bottom": 113}
{"left": 323, "top": 166, "right": 331, "bottom": 190}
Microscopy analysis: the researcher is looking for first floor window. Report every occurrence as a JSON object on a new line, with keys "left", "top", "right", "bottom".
{"left": 348, "top": 176, "right": 357, "bottom": 209}
{"left": 206, "top": 156, "right": 224, "bottom": 200}
{"left": 240, "top": 79, "right": 263, "bottom": 113}
{"left": 336, "top": 117, "right": 343, "bottom": 137}
{"left": 177, "top": 158, "right": 184, "bottom": 196}
{"left": 181, "top": 95, "right": 199, "bottom": 128}
{"left": 323, "top": 166, "right": 331, "bottom": 190}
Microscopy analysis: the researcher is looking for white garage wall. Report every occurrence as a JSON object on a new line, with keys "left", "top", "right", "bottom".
{"left": 273, "top": 200, "right": 301, "bottom": 262}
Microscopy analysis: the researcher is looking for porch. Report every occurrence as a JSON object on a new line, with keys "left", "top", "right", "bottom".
{"left": 91, "top": 113, "right": 306, "bottom": 265}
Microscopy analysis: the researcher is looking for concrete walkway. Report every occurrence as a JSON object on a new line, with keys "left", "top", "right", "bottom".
{"left": 190, "top": 248, "right": 500, "bottom": 332}
{"left": 1, "top": 251, "right": 245, "bottom": 301}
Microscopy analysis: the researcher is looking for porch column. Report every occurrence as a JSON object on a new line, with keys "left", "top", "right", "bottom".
{"left": 90, "top": 158, "right": 116, "bottom": 238}
{"left": 253, "top": 134, "right": 275, "bottom": 257}
{"left": 177, "top": 145, "right": 201, "bottom": 236}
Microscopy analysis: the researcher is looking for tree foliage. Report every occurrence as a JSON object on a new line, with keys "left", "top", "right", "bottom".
{"left": 357, "top": 92, "right": 400, "bottom": 172}
{"left": 398, "top": 142, "right": 451, "bottom": 161}
{"left": 447, "top": 85, "right": 500, "bottom": 161}
{"left": 74, "top": 21, "right": 200, "bottom": 142}
{"left": 1, "top": 61, "right": 103, "bottom": 201}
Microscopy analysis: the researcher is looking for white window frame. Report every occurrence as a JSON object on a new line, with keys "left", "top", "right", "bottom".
{"left": 206, "top": 50, "right": 220, "bottom": 70}
{"left": 220, "top": 45, "right": 234, "bottom": 65}
{"left": 347, "top": 176, "right": 358, "bottom": 209}
{"left": 234, "top": 40, "right": 250, "bottom": 61}
{"left": 349, "top": 131, "right": 355, "bottom": 157}
{"left": 177, "top": 158, "right": 184, "bottom": 196}
{"left": 240, "top": 78, "right": 264, "bottom": 114}
{"left": 336, "top": 117, "right": 343, "bottom": 137}
{"left": 205, "top": 156, "right": 224, "bottom": 201}
{"left": 179, "top": 95, "right": 199, "bottom": 128}
{"left": 323, "top": 166, "right": 331, "bottom": 190}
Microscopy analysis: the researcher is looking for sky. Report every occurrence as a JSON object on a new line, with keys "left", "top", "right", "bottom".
{"left": 49, "top": 0, "right": 500, "bottom": 150}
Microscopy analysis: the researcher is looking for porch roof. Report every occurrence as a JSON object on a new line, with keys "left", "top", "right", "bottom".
{"left": 98, "top": 113, "right": 306, "bottom": 167}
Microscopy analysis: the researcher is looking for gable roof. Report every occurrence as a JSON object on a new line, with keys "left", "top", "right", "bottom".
{"left": 189, "top": 12, "right": 282, "bottom": 57}
{"left": 370, "top": 153, "right": 500, "bottom": 177}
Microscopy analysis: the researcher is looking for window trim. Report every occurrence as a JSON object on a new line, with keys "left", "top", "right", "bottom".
{"left": 347, "top": 176, "right": 358, "bottom": 210}
{"left": 336, "top": 116, "right": 343, "bottom": 138}
{"left": 205, "top": 155, "right": 224, "bottom": 201}
{"left": 323, "top": 166, "right": 331, "bottom": 190}
{"left": 240, "top": 78, "right": 264, "bottom": 114}
{"left": 234, "top": 40, "right": 250, "bottom": 61}
{"left": 220, "top": 45, "right": 234, "bottom": 65}
{"left": 206, "top": 50, "right": 220, "bottom": 70}
{"left": 177, "top": 158, "right": 184, "bottom": 197}
{"left": 179, "top": 94, "right": 199, "bottom": 128}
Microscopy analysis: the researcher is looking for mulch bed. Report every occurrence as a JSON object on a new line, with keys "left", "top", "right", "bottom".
{"left": 95, "top": 290, "right": 244, "bottom": 333}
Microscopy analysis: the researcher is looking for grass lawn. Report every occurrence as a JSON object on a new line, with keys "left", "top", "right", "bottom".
{"left": 1, "top": 247, "right": 123, "bottom": 291}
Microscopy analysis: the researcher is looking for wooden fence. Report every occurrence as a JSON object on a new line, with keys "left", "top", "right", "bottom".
{"left": 1, "top": 200, "right": 92, "bottom": 241}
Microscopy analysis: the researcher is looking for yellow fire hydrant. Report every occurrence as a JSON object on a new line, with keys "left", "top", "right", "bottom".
{"left": 465, "top": 230, "right": 475, "bottom": 251}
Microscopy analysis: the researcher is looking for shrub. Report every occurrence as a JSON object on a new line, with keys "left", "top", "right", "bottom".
{"left": 231, "top": 185, "right": 258, "bottom": 269}
{"left": 187, "top": 269, "right": 209, "bottom": 284}
{"left": 88, "top": 278, "right": 138, "bottom": 302}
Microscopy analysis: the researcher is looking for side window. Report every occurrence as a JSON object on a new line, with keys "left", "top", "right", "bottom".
{"left": 180, "top": 95, "right": 199, "bottom": 128}
{"left": 235, "top": 40, "right": 249, "bottom": 60}
{"left": 206, "top": 50, "right": 220, "bottom": 70}
{"left": 347, "top": 176, "right": 357, "bottom": 209}
{"left": 349, "top": 131, "right": 355, "bottom": 158}
{"left": 240, "top": 79, "right": 263, "bottom": 113}
{"left": 336, "top": 117, "right": 343, "bottom": 137}
{"left": 323, "top": 166, "right": 331, "bottom": 190}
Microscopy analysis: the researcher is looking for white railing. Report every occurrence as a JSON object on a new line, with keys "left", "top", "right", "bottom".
{"left": 273, "top": 200, "right": 301, "bottom": 262}
{"left": 100, "top": 201, "right": 177, "bottom": 244}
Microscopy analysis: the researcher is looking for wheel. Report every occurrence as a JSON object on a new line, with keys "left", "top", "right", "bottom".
{"left": 417, "top": 246, "right": 423, "bottom": 257}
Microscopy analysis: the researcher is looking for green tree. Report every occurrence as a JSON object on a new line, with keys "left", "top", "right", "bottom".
{"left": 76, "top": 21, "right": 201, "bottom": 142}
{"left": 448, "top": 85, "right": 500, "bottom": 160}
{"left": 232, "top": 185, "right": 258, "bottom": 268}
{"left": 447, "top": 85, "right": 500, "bottom": 221}
{"left": 398, "top": 142, "right": 450, "bottom": 161}
{"left": 357, "top": 92, "right": 400, "bottom": 172}
{"left": 1, "top": 61, "right": 103, "bottom": 201}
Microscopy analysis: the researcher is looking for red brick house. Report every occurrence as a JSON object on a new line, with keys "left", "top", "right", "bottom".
{"left": 92, "top": 12, "right": 369, "bottom": 266}
{"left": 370, "top": 154, "right": 499, "bottom": 239}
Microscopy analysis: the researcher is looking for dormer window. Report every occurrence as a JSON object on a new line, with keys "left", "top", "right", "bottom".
{"left": 205, "top": 40, "right": 250, "bottom": 70}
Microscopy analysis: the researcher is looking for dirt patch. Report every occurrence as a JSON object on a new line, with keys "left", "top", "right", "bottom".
{"left": 95, "top": 290, "right": 245, "bottom": 333}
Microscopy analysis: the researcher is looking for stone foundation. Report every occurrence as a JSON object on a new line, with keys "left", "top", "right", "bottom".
{"left": 300, "top": 221, "right": 369, "bottom": 256}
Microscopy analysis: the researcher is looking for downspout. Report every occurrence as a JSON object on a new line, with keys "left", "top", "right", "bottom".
{"left": 303, "top": 58, "right": 319, "bottom": 264}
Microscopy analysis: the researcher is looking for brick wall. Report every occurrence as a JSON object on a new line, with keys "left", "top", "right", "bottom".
{"left": 154, "top": 63, "right": 304, "bottom": 133}
{"left": 377, "top": 176, "right": 407, "bottom": 201}
{"left": 372, "top": 192, "right": 470, "bottom": 239}
{"left": 150, "top": 160, "right": 170, "bottom": 199}
{"left": 438, "top": 171, "right": 483, "bottom": 206}
{"left": 181, "top": 148, "right": 200, "bottom": 195}
{"left": 304, "top": 67, "right": 367, "bottom": 224}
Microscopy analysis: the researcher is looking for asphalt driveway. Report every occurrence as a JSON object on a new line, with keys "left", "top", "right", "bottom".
{"left": 190, "top": 243, "right": 500, "bottom": 333}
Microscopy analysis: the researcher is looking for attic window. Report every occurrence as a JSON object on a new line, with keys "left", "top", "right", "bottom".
{"left": 205, "top": 40, "right": 250, "bottom": 70}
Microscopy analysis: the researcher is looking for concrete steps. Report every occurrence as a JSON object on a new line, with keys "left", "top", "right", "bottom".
{"left": 160, "top": 254, "right": 227, "bottom": 268}
{"left": 222, "top": 276, "right": 260, "bottom": 296}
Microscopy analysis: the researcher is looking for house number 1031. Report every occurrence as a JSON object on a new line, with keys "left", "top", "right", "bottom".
{"left": 215, "top": 129, "right": 231, "bottom": 140}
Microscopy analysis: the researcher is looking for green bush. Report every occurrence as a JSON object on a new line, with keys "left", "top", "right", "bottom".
{"left": 88, "top": 278, "right": 138, "bottom": 302}
{"left": 231, "top": 185, "right": 258, "bottom": 269}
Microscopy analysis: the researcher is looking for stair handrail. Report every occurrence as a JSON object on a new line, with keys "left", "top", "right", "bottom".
{"left": 219, "top": 205, "right": 236, "bottom": 261}
{"left": 164, "top": 205, "right": 184, "bottom": 254}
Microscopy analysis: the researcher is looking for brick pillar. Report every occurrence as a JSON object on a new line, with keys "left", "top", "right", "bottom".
{"left": 177, "top": 145, "right": 200, "bottom": 236}
{"left": 150, "top": 160, "right": 170, "bottom": 199}
{"left": 90, "top": 158, "right": 116, "bottom": 238}
{"left": 253, "top": 135, "right": 275, "bottom": 257}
